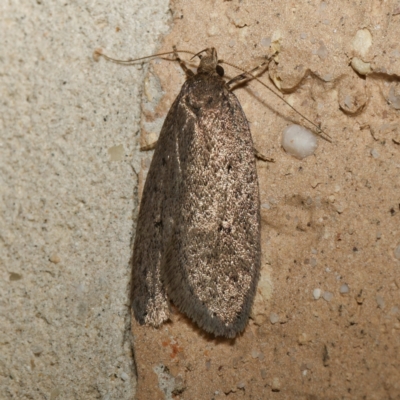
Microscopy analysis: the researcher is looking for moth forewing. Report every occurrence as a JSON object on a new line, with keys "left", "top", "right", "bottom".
{"left": 131, "top": 48, "right": 261, "bottom": 338}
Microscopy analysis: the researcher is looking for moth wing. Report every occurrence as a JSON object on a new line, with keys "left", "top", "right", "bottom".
{"left": 162, "top": 76, "right": 261, "bottom": 338}
{"left": 131, "top": 92, "right": 186, "bottom": 327}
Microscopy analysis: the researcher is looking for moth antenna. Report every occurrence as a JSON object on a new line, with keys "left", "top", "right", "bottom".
{"left": 93, "top": 48, "right": 196, "bottom": 65}
{"left": 94, "top": 47, "right": 330, "bottom": 141}
{"left": 223, "top": 59, "right": 332, "bottom": 142}
{"left": 190, "top": 48, "right": 209, "bottom": 60}
{"left": 172, "top": 46, "right": 195, "bottom": 77}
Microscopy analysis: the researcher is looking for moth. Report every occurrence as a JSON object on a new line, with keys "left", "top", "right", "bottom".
{"left": 131, "top": 48, "right": 261, "bottom": 338}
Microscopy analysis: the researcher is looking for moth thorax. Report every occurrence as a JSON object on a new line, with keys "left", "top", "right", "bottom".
{"left": 197, "top": 47, "right": 219, "bottom": 74}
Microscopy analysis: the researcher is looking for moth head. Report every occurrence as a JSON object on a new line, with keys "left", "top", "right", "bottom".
{"left": 194, "top": 48, "right": 224, "bottom": 77}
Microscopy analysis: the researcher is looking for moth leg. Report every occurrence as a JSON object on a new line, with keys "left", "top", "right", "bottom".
{"left": 173, "top": 45, "right": 195, "bottom": 78}
{"left": 140, "top": 141, "right": 158, "bottom": 151}
{"left": 254, "top": 148, "right": 274, "bottom": 162}
{"left": 226, "top": 58, "right": 271, "bottom": 88}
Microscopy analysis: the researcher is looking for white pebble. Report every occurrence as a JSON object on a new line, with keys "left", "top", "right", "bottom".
{"left": 370, "top": 148, "right": 379, "bottom": 158}
{"left": 120, "top": 371, "right": 129, "bottom": 381}
{"left": 313, "top": 288, "right": 321, "bottom": 300}
{"left": 352, "top": 29, "right": 372, "bottom": 58}
{"left": 323, "top": 291, "right": 333, "bottom": 302}
{"left": 340, "top": 284, "right": 349, "bottom": 294}
{"left": 282, "top": 125, "right": 317, "bottom": 159}
{"left": 261, "top": 37, "right": 271, "bottom": 47}
{"left": 270, "top": 312, "right": 279, "bottom": 324}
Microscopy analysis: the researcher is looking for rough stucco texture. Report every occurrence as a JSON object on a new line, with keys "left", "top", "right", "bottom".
{"left": 0, "top": 1, "right": 170, "bottom": 398}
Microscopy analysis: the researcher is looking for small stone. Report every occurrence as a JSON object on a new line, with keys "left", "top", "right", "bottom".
{"left": 394, "top": 245, "right": 400, "bottom": 260}
{"left": 323, "top": 74, "right": 333, "bottom": 82}
{"left": 260, "top": 369, "right": 267, "bottom": 379}
{"left": 370, "top": 148, "right": 379, "bottom": 158}
{"left": 323, "top": 291, "right": 333, "bottom": 302}
{"left": 340, "top": 284, "right": 349, "bottom": 294}
{"left": 270, "top": 312, "right": 279, "bottom": 324}
{"left": 323, "top": 345, "right": 330, "bottom": 366}
{"left": 251, "top": 349, "right": 260, "bottom": 359}
{"left": 310, "top": 258, "right": 317, "bottom": 267}
{"left": 351, "top": 57, "right": 372, "bottom": 75}
{"left": 50, "top": 389, "right": 61, "bottom": 400}
{"left": 313, "top": 288, "right": 321, "bottom": 300}
{"left": 352, "top": 29, "right": 372, "bottom": 57}
{"left": 298, "top": 332, "right": 310, "bottom": 345}
{"left": 49, "top": 253, "right": 61, "bottom": 264}
{"left": 376, "top": 295, "right": 385, "bottom": 309}
{"left": 9, "top": 272, "right": 22, "bottom": 281}
{"left": 261, "top": 37, "right": 271, "bottom": 47}
{"left": 316, "top": 41, "right": 328, "bottom": 60}
{"left": 120, "top": 371, "right": 129, "bottom": 381}
{"left": 271, "top": 377, "right": 281, "bottom": 392}
{"left": 108, "top": 144, "right": 125, "bottom": 161}
{"left": 335, "top": 202, "right": 347, "bottom": 214}
{"left": 390, "top": 306, "right": 400, "bottom": 318}
{"left": 31, "top": 346, "right": 44, "bottom": 356}
{"left": 388, "top": 84, "right": 400, "bottom": 110}
{"left": 282, "top": 125, "right": 317, "bottom": 159}
{"left": 172, "top": 376, "right": 186, "bottom": 395}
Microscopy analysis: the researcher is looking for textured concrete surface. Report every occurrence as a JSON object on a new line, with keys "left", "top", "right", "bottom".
{"left": 1, "top": 1, "right": 169, "bottom": 398}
